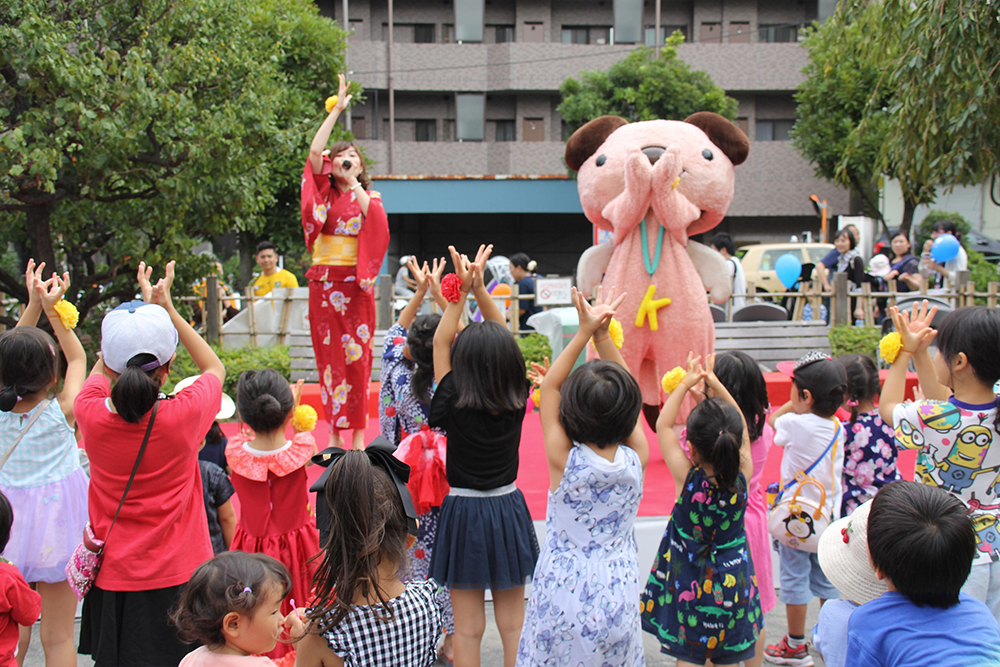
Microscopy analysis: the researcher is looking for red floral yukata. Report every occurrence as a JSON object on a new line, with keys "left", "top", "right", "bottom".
{"left": 301, "top": 158, "right": 389, "bottom": 431}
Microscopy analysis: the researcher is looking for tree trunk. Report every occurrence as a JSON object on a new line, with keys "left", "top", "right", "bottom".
{"left": 25, "top": 201, "right": 57, "bottom": 274}
{"left": 238, "top": 230, "right": 256, "bottom": 291}
{"left": 900, "top": 196, "right": 916, "bottom": 236}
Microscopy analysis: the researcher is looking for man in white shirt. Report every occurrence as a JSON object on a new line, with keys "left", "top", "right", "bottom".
{"left": 710, "top": 232, "right": 747, "bottom": 314}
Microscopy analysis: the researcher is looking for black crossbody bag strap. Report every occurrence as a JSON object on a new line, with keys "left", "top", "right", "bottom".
{"left": 104, "top": 401, "right": 158, "bottom": 543}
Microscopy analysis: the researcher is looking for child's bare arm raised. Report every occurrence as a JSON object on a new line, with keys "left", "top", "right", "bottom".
{"left": 433, "top": 246, "right": 475, "bottom": 383}
{"left": 540, "top": 287, "right": 628, "bottom": 489}
{"left": 35, "top": 272, "right": 87, "bottom": 425}
{"left": 657, "top": 353, "right": 706, "bottom": 489}
{"left": 15, "top": 259, "right": 49, "bottom": 328}
{"left": 880, "top": 303, "right": 938, "bottom": 424}
{"left": 396, "top": 257, "right": 432, "bottom": 330}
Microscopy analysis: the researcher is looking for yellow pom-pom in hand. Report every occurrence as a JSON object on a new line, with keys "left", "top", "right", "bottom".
{"left": 608, "top": 318, "right": 624, "bottom": 349}
{"left": 325, "top": 95, "right": 339, "bottom": 113}
{"left": 53, "top": 300, "right": 79, "bottom": 330}
{"left": 292, "top": 404, "right": 318, "bottom": 433}
{"left": 530, "top": 388, "right": 541, "bottom": 411}
{"left": 879, "top": 331, "right": 903, "bottom": 364}
{"left": 661, "top": 366, "right": 686, "bottom": 394}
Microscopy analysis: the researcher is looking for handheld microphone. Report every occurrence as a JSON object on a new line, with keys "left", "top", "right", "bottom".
{"left": 342, "top": 160, "right": 352, "bottom": 170}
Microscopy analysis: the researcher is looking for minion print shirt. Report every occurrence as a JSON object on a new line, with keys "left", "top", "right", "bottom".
{"left": 893, "top": 397, "right": 1000, "bottom": 565}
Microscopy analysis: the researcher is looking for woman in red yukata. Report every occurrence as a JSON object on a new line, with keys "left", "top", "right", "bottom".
{"left": 301, "top": 73, "right": 389, "bottom": 450}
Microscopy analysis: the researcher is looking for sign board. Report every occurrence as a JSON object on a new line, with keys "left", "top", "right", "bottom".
{"left": 535, "top": 277, "right": 573, "bottom": 306}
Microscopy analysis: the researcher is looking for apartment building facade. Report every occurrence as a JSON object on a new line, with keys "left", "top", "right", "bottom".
{"left": 315, "top": 0, "right": 853, "bottom": 275}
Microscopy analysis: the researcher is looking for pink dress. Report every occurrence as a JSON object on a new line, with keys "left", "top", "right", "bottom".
{"left": 680, "top": 422, "right": 776, "bottom": 614}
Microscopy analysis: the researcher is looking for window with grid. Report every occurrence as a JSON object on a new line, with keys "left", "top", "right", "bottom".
{"left": 494, "top": 25, "right": 514, "bottom": 43}
{"left": 755, "top": 119, "right": 796, "bottom": 141}
{"left": 758, "top": 24, "right": 799, "bottom": 43}
{"left": 643, "top": 24, "right": 688, "bottom": 45}
{"left": 561, "top": 26, "right": 611, "bottom": 45}
{"left": 413, "top": 24, "right": 435, "bottom": 43}
{"left": 495, "top": 120, "right": 515, "bottom": 142}
{"left": 415, "top": 120, "right": 437, "bottom": 142}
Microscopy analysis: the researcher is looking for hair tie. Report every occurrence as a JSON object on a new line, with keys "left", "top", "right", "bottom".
{"left": 243, "top": 587, "right": 252, "bottom": 594}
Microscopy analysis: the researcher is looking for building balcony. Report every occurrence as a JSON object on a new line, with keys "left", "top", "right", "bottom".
{"left": 348, "top": 41, "right": 807, "bottom": 94}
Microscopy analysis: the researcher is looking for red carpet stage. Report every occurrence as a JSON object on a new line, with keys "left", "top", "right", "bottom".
{"left": 222, "top": 371, "right": 919, "bottom": 520}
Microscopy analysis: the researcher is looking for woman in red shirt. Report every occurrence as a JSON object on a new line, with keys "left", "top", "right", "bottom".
{"left": 75, "top": 261, "right": 226, "bottom": 667}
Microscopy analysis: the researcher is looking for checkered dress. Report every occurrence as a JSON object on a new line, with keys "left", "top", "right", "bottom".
{"left": 322, "top": 579, "right": 443, "bottom": 666}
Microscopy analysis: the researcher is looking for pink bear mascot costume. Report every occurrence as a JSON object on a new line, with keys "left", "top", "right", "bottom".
{"left": 566, "top": 113, "right": 749, "bottom": 423}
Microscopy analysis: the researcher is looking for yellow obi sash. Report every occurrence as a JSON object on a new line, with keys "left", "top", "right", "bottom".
{"left": 312, "top": 233, "right": 358, "bottom": 267}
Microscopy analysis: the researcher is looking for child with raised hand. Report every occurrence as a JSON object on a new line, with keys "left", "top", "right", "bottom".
{"left": 880, "top": 302, "right": 1000, "bottom": 622}
{"left": 0, "top": 491, "right": 41, "bottom": 667}
{"left": 295, "top": 448, "right": 443, "bottom": 667}
{"left": 684, "top": 351, "right": 777, "bottom": 664}
{"left": 173, "top": 551, "right": 297, "bottom": 667}
{"left": 0, "top": 260, "right": 87, "bottom": 667}
{"left": 226, "top": 371, "right": 319, "bottom": 660}
{"left": 642, "top": 353, "right": 762, "bottom": 667}
{"left": 837, "top": 354, "right": 901, "bottom": 516}
{"left": 518, "top": 286, "right": 648, "bottom": 666}
{"left": 76, "top": 260, "right": 225, "bottom": 666}
{"left": 379, "top": 255, "right": 454, "bottom": 661}
{"left": 429, "top": 244, "right": 539, "bottom": 667}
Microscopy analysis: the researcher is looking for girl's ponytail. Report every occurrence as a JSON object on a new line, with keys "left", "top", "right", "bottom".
{"left": 310, "top": 450, "right": 408, "bottom": 632}
{"left": 686, "top": 398, "right": 745, "bottom": 493}
{"left": 110, "top": 356, "right": 162, "bottom": 423}
{"left": 838, "top": 354, "right": 881, "bottom": 426}
{"left": 407, "top": 314, "right": 440, "bottom": 404}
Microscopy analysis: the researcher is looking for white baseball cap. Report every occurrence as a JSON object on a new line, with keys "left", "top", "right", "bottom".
{"left": 101, "top": 301, "right": 179, "bottom": 374}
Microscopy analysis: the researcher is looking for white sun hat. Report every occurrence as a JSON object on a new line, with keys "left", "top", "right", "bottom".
{"left": 817, "top": 499, "right": 888, "bottom": 605}
{"left": 172, "top": 375, "right": 236, "bottom": 420}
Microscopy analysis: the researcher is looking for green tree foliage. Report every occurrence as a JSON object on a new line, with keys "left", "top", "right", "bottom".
{"left": 792, "top": 3, "right": 935, "bottom": 235}
{"left": 859, "top": 0, "right": 1000, "bottom": 190}
{"left": 558, "top": 34, "right": 737, "bottom": 136}
{"left": 0, "top": 0, "right": 352, "bottom": 328}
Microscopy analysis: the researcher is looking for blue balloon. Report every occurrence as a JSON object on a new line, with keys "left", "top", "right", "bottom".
{"left": 931, "top": 234, "right": 961, "bottom": 263}
{"left": 774, "top": 253, "right": 803, "bottom": 290}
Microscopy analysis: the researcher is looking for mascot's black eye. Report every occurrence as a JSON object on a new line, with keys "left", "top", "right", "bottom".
{"left": 595, "top": 155, "right": 607, "bottom": 167}
{"left": 702, "top": 149, "right": 714, "bottom": 161}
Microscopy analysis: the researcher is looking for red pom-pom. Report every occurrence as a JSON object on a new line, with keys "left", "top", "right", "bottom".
{"left": 414, "top": 548, "right": 426, "bottom": 560}
{"left": 441, "top": 273, "right": 463, "bottom": 303}
{"left": 393, "top": 336, "right": 405, "bottom": 345}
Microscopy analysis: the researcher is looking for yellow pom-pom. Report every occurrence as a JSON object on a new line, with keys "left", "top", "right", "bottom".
{"left": 661, "top": 366, "right": 686, "bottom": 394}
{"left": 608, "top": 318, "right": 624, "bottom": 349}
{"left": 53, "top": 300, "right": 79, "bottom": 330}
{"left": 325, "top": 95, "right": 339, "bottom": 113}
{"left": 292, "top": 404, "right": 318, "bottom": 432}
{"left": 879, "top": 331, "right": 903, "bottom": 364}
{"left": 530, "top": 388, "right": 541, "bottom": 410}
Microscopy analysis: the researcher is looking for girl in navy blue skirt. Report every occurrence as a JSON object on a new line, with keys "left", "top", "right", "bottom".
{"left": 429, "top": 244, "right": 539, "bottom": 667}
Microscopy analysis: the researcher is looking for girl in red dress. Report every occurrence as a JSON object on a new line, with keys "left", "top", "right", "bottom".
{"left": 226, "top": 370, "right": 319, "bottom": 660}
{"left": 302, "top": 73, "right": 389, "bottom": 450}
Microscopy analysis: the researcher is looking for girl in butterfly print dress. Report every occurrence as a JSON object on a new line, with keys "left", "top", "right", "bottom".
{"left": 517, "top": 287, "right": 649, "bottom": 667}
{"left": 303, "top": 74, "right": 389, "bottom": 450}
{"left": 642, "top": 354, "right": 762, "bottom": 667}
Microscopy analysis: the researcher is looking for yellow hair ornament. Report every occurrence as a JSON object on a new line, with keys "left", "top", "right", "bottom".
{"left": 879, "top": 331, "right": 903, "bottom": 365}
{"left": 53, "top": 300, "right": 79, "bottom": 330}
{"left": 292, "top": 404, "right": 318, "bottom": 433}
{"left": 661, "top": 366, "right": 686, "bottom": 394}
{"left": 325, "top": 95, "right": 339, "bottom": 113}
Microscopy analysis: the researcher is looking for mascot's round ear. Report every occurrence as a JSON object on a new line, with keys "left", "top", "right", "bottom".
{"left": 684, "top": 112, "right": 749, "bottom": 166}
{"left": 564, "top": 116, "right": 629, "bottom": 172}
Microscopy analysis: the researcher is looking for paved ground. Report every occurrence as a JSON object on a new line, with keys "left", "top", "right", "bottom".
{"left": 24, "top": 599, "right": 825, "bottom": 667}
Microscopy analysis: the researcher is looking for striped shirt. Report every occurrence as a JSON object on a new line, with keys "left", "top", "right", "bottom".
{"left": 0, "top": 399, "right": 80, "bottom": 488}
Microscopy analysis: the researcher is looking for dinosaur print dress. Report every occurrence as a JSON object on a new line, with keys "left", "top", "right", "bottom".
{"left": 641, "top": 467, "right": 762, "bottom": 665}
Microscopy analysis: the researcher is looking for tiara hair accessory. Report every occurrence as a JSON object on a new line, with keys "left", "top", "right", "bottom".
{"left": 794, "top": 349, "right": 832, "bottom": 371}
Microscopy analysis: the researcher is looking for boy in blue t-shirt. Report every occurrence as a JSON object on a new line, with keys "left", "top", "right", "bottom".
{"left": 847, "top": 481, "right": 1000, "bottom": 666}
